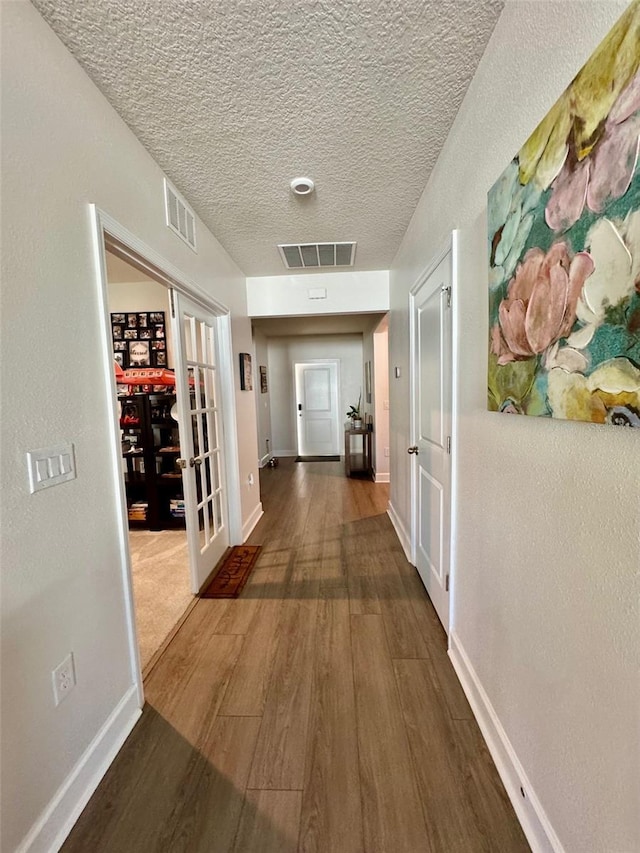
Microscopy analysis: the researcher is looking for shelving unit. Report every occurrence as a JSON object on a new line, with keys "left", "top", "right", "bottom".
{"left": 120, "top": 393, "right": 185, "bottom": 530}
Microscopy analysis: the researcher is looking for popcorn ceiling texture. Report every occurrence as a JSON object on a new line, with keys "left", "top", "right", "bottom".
{"left": 32, "top": 0, "right": 503, "bottom": 275}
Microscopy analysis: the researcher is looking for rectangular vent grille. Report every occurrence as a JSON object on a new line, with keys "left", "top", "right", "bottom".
{"left": 164, "top": 178, "right": 197, "bottom": 252}
{"left": 278, "top": 242, "right": 356, "bottom": 269}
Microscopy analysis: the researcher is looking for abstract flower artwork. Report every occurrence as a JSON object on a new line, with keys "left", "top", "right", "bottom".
{"left": 488, "top": 1, "right": 640, "bottom": 427}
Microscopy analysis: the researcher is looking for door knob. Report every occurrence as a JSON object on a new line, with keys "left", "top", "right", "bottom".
{"left": 407, "top": 446, "right": 419, "bottom": 455}
{"left": 189, "top": 457, "right": 203, "bottom": 467}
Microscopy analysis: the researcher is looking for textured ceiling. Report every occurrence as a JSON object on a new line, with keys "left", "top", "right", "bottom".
{"left": 32, "top": 0, "right": 504, "bottom": 276}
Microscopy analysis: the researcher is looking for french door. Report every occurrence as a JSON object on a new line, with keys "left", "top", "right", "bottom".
{"left": 172, "top": 291, "right": 229, "bottom": 592}
{"left": 409, "top": 249, "right": 453, "bottom": 631}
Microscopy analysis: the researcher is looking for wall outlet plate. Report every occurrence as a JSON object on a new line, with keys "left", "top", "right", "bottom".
{"left": 52, "top": 652, "right": 76, "bottom": 706}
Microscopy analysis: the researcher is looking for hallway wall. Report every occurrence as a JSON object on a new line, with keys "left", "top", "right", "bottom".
{"left": 253, "top": 327, "right": 273, "bottom": 466}
{"left": 389, "top": 2, "right": 639, "bottom": 851}
{"left": 0, "top": 5, "right": 259, "bottom": 851}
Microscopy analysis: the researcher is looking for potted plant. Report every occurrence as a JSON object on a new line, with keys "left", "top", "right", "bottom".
{"left": 347, "top": 393, "right": 362, "bottom": 429}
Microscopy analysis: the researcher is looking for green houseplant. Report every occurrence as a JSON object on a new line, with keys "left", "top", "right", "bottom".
{"left": 346, "top": 393, "right": 362, "bottom": 429}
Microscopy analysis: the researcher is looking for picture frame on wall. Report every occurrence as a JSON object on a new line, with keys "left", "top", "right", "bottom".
{"left": 365, "top": 360, "right": 372, "bottom": 404}
{"left": 239, "top": 352, "right": 253, "bottom": 391}
{"left": 260, "top": 365, "right": 268, "bottom": 393}
{"left": 111, "top": 311, "right": 166, "bottom": 368}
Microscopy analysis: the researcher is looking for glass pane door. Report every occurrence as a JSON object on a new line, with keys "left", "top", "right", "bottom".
{"left": 171, "top": 291, "right": 228, "bottom": 591}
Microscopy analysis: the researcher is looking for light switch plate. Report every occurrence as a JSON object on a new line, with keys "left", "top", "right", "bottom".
{"left": 27, "top": 444, "right": 76, "bottom": 493}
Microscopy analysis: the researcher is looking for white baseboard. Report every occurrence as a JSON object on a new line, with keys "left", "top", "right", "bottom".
{"left": 242, "top": 501, "right": 264, "bottom": 540}
{"left": 449, "top": 632, "right": 564, "bottom": 853}
{"left": 271, "top": 449, "right": 296, "bottom": 458}
{"left": 374, "top": 471, "right": 390, "bottom": 483}
{"left": 17, "top": 685, "right": 141, "bottom": 853}
{"left": 258, "top": 453, "right": 271, "bottom": 468}
{"left": 387, "top": 501, "right": 412, "bottom": 563}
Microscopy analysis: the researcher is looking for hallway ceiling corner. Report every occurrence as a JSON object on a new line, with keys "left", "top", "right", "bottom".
{"left": 32, "top": 0, "right": 504, "bottom": 276}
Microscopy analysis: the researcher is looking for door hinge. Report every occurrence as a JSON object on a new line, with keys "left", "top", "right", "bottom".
{"left": 445, "top": 574, "right": 450, "bottom": 592}
{"left": 442, "top": 284, "right": 452, "bottom": 308}
{"left": 446, "top": 435, "right": 451, "bottom": 454}
{"left": 169, "top": 288, "right": 176, "bottom": 318}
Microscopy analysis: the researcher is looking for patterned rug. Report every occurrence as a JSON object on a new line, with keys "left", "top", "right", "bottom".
{"left": 199, "top": 545, "right": 262, "bottom": 599}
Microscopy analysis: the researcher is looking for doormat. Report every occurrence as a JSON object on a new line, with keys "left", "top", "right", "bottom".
{"left": 199, "top": 545, "right": 262, "bottom": 599}
{"left": 295, "top": 455, "right": 341, "bottom": 462}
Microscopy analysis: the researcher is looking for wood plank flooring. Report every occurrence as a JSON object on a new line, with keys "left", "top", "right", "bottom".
{"left": 62, "top": 458, "right": 529, "bottom": 852}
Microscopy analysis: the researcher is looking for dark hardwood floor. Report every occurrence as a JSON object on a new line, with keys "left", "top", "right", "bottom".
{"left": 63, "top": 458, "right": 529, "bottom": 852}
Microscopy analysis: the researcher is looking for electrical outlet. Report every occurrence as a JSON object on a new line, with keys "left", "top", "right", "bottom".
{"left": 52, "top": 653, "right": 76, "bottom": 706}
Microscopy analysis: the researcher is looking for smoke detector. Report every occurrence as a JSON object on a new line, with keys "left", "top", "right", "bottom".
{"left": 290, "top": 177, "right": 315, "bottom": 196}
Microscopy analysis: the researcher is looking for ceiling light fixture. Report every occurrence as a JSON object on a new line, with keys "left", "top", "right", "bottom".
{"left": 290, "top": 177, "right": 315, "bottom": 196}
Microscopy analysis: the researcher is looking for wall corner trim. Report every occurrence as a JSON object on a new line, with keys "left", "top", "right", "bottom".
{"left": 258, "top": 454, "right": 272, "bottom": 468}
{"left": 242, "top": 502, "right": 264, "bottom": 541}
{"left": 448, "top": 632, "right": 565, "bottom": 853}
{"left": 373, "top": 471, "right": 390, "bottom": 483}
{"left": 16, "top": 685, "right": 141, "bottom": 853}
{"left": 387, "top": 502, "right": 412, "bottom": 563}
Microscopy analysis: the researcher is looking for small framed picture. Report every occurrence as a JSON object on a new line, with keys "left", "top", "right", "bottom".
{"left": 129, "top": 340, "right": 150, "bottom": 366}
{"left": 138, "top": 313, "right": 148, "bottom": 328}
{"left": 156, "top": 351, "right": 167, "bottom": 366}
{"left": 239, "top": 352, "right": 253, "bottom": 391}
{"left": 150, "top": 311, "right": 164, "bottom": 323}
{"left": 154, "top": 325, "right": 165, "bottom": 339}
{"left": 365, "top": 360, "right": 372, "bottom": 404}
{"left": 152, "top": 339, "right": 166, "bottom": 351}
{"left": 127, "top": 313, "right": 138, "bottom": 328}
{"left": 112, "top": 325, "right": 123, "bottom": 340}
{"left": 124, "top": 328, "right": 137, "bottom": 339}
{"left": 114, "top": 352, "right": 125, "bottom": 367}
{"left": 139, "top": 328, "right": 152, "bottom": 339}
{"left": 114, "top": 340, "right": 127, "bottom": 352}
{"left": 111, "top": 313, "right": 125, "bottom": 324}
{"left": 260, "top": 365, "right": 268, "bottom": 393}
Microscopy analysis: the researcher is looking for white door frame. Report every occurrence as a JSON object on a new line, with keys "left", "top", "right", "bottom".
{"left": 408, "top": 231, "right": 460, "bottom": 637}
{"left": 89, "top": 205, "right": 243, "bottom": 704}
{"left": 292, "top": 358, "right": 341, "bottom": 456}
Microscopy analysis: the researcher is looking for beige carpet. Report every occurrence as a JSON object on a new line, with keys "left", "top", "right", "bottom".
{"left": 129, "top": 530, "right": 192, "bottom": 670}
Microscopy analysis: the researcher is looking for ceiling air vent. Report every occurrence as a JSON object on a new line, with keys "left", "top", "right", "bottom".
{"left": 164, "top": 178, "right": 197, "bottom": 252}
{"left": 278, "top": 242, "right": 356, "bottom": 270}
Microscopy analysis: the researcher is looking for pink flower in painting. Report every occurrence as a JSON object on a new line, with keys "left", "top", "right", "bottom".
{"left": 491, "top": 243, "right": 594, "bottom": 365}
{"left": 545, "top": 71, "right": 640, "bottom": 232}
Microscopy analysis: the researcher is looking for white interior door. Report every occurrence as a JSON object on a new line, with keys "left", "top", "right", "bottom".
{"left": 172, "top": 291, "right": 229, "bottom": 592}
{"left": 294, "top": 361, "right": 340, "bottom": 456}
{"left": 410, "top": 251, "right": 452, "bottom": 631}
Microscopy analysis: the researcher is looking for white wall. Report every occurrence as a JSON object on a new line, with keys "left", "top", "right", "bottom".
{"left": 267, "top": 335, "right": 363, "bottom": 455}
{"left": 247, "top": 270, "right": 389, "bottom": 317}
{"left": 389, "top": 3, "right": 639, "bottom": 851}
{"left": 108, "top": 278, "right": 176, "bottom": 369}
{"left": 373, "top": 321, "right": 390, "bottom": 482}
{"left": 252, "top": 327, "right": 273, "bottom": 465}
{"left": 0, "top": 5, "right": 259, "bottom": 851}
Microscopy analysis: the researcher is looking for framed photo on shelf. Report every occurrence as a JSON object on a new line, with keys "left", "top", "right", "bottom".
{"left": 239, "top": 352, "right": 253, "bottom": 391}
{"left": 129, "top": 340, "right": 151, "bottom": 366}
{"left": 111, "top": 310, "right": 167, "bottom": 368}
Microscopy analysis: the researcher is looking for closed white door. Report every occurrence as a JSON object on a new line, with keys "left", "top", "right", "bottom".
{"left": 295, "top": 361, "right": 340, "bottom": 456}
{"left": 410, "top": 251, "right": 452, "bottom": 631}
{"left": 172, "top": 291, "right": 229, "bottom": 592}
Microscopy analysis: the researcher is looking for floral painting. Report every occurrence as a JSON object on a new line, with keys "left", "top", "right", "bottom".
{"left": 488, "top": 1, "right": 640, "bottom": 427}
